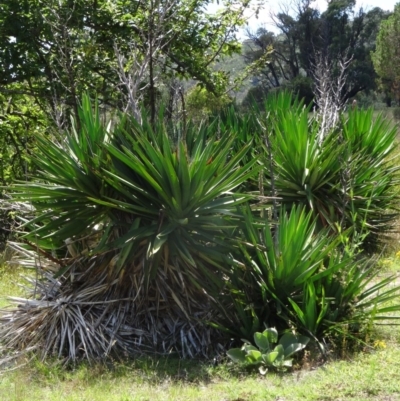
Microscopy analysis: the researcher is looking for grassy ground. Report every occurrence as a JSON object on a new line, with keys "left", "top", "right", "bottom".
{"left": 0, "top": 265, "right": 26, "bottom": 309}
{"left": 1, "top": 334, "right": 400, "bottom": 401}
{"left": 1, "top": 261, "right": 400, "bottom": 401}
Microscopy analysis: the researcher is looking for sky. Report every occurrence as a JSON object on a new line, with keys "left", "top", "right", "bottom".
{"left": 208, "top": 0, "right": 399, "bottom": 38}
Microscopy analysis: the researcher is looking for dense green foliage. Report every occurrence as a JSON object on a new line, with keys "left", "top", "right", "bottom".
{"left": 245, "top": 1, "right": 390, "bottom": 104}
{"left": 0, "top": 0, "right": 252, "bottom": 248}
{"left": 0, "top": 0, "right": 251, "bottom": 184}
{"left": 185, "top": 87, "right": 233, "bottom": 121}
{"left": 227, "top": 328, "right": 309, "bottom": 373}
{"left": 0, "top": 88, "right": 49, "bottom": 248}
{"left": 1, "top": 92, "right": 400, "bottom": 364}
{"left": 258, "top": 92, "right": 400, "bottom": 246}
{"left": 372, "top": 3, "right": 400, "bottom": 103}
{"left": 0, "top": 96, "right": 259, "bottom": 360}
{"left": 0, "top": 0, "right": 247, "bottom": 103}
{"left": 0, "top": 87, "right": 47, "bottom": 185}
{"left": 226, "top": 206, "right": 400, "bottom": 346}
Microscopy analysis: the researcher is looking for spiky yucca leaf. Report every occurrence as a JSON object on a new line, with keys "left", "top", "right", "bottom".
{"left": 9, "top": 95, "right": 117, "bottom": 250}
{"left": 98, "top": 111, "right": 259, "bottom": 279}
{"left": 238, "top": 206, "right": 346, "bottom": 297}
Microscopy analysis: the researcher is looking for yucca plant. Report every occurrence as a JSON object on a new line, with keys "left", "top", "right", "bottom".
{"left": 226, "top": 206, "right": 400, "bottom": 343}
{"left": 227, "top": 92, "right": 305, "bottom": 193}
{"left": 264, "top": 106, "right": 343, "bottom": 223}
{"left": 263, "top": 90, "right": 306, "bottom": 118}
{"left": 261, "top": 94, "right": 400, "bottom": 247}
{"left": 339, "top": 109, "right": 400, "bottom": 246}
{"left": 214, "top": 107, "right": 263, "bottom": 192}
{"left": 0, "top": 96, "right": 260, "bottom": 362}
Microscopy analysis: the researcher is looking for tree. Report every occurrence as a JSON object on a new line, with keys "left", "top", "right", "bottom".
{"left": 0, "top": 88, "right": 46, "bottom": 186}
{"left": 0, "top": 0, "right": 251, "bottom": 127}
{"left": 186, "top": 87, "right": 233, "bottom": 121}
{"left": 244, "top": 0, "right": 321, "bottom": 94}
{"left": 244, "top": 0, "right": 389, "bottom": 103}
{"left": 0, "top": 0, "right": 255, "bottom": 250}
{"left": 372, "top": 3, "right": 400, "bottom": 104}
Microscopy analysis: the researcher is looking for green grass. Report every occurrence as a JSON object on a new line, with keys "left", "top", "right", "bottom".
{"left": 378, "top": 254, "right": 400, "bottom": 274}
{"left": 1, "top": 341, "right": 400, "bottom": 401}
{"left": 0, "top": 265, "right": 26, "bottom": 308}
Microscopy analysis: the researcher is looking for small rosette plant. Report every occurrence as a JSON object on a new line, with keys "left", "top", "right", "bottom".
{"left": 227, "top": 328, "right": 309, "bottom": 374}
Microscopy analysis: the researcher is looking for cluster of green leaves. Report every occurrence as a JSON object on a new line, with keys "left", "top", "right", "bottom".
{"left": 2, "top": 95, "right": 262, "bottom": 360}
{"left": 213, "top": 92, "right": 400, "bottom": 347}
{"left": 223, "top": 205, "right": 400, "bottom": 348}
{"left": 259, "top": 92, "right": 400, "bottom": 247}
{"left": 0, "top": 88, "right": 47, "bottom": 185}
{"left": 185, "top": 87, "right": 234, "bottom": 121}
{"left": 0, "top": 0, "right": 250, "bottom": 115}
{"left": 15, "top": 96, "right": 260, "bottom": 265}
{"left": 0, "top": 87, "right": 49, "bottom": 248}
{"left": 227, "top": 328, "right": 309, "bottom": 374}
{"left": 372, "top": 3, "right": 400, "bottom": 103}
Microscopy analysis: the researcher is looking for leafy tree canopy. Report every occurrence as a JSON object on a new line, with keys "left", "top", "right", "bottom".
{"left": 244, "top": 0, "right": 390, "bottom": 103}
{"left": 0, "top": 0, "right": 250, "bottom": 122}
{"left": 372, "top": 3, "right": 400, "bottom": 103}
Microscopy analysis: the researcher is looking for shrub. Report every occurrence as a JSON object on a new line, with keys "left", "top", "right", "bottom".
{"left": 222, "top": 206, "right": 400, "bottom": 347}
{"left": 0, "top": 95, "right": 259, "bottom": 362}
{"left": 2, "top": 92, "right": 399, "bottom": 365}
{"left": 185, "top": 87, "right": 233, "bottom": 121}
{"left": 260, "top": 93, "right": 400, "bottom": 248}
